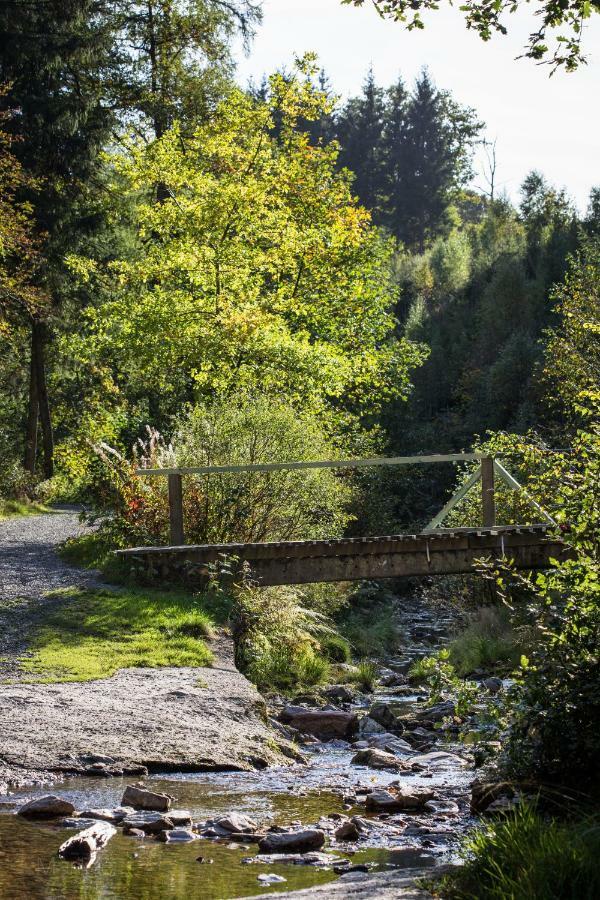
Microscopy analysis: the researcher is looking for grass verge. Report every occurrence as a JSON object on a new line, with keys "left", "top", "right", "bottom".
{"left": 0, "top": 499, "right": 52, "bottom": 520}
{"left": 20, "top": 586, "right": 224, "bottom": 682}
{"left": 442, "top": 805, "right": 600, "bottom": 900}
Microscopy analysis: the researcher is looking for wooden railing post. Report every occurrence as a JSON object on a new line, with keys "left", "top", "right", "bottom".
{"left": 481, "top": 456, "right": 496, "bottom": 527}
{"left": 168, "top": 474, "right": 185, "bottom": 545}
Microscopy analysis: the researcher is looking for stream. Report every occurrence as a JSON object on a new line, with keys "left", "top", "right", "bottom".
{"left": 0, "top": 593, "right": 476, "bottom": 899}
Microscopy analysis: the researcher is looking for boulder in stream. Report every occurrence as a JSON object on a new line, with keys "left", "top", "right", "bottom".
{"left": 121, "top": 784, "right": 171, "bottom": 812}
{"left": 258, "top": 828, "right": 326, "bottom": 853}
{"left": 156, "top": 828, "right": 199, "bottom": 842}
{"left": 17, "top": 795, "right": 75, "bottom": 818}
{"left": 351, "top": 748, "right": 408, "bottom": 771}
{"left": 365, "top": 786, "right": 435, "bottom": 812}
{"left": 80, "top": 807, "right": 133, "bottom": 823}
{"left": 214, "top": 812, "right": 258, "bottom": 833}
{"left": 278, "top": 707, "right": 357, "bottom": 740}
{"left": 334, "top": 820, "right": 360, "bottom": 841}
{"left": 367, "top": 702, "right": 406, "bottom": 734}
{"left": 58, "top": 821, "right": 117, "bottom": 861}
{"left": 122, "top": 811, "right": 175, "bottom": 834}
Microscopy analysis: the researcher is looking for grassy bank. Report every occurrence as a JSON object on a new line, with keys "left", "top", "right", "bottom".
{"left": 0, "top": 499, "right": 51, "bottom": 520}
{"left": 20, "top": 586, "right": 226, "bottom": 682}
{"left": 441, "top": 805, "right": 600, "bottom": 900}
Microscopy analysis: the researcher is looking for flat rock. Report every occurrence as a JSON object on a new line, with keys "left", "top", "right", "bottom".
{"left": 215, "top": 812, "right": 258, "bottom": 833}
{"left": 279, "top": 708, "right": 357, "bottom": 740}
{"left": 351, "top": 749, "right": 407, "bottom": 771}
{"left": 156, "top": 828, "right": 199, "bottom": 843}
{"left": 57, "top": 817, "right": 98, "bottom": 829}
{"left": 0, "top": 644, "right": 289, "bottom": 777}
{"left": 122, "top": 812, "right": 175, "bottom": 834}
{"left": 247, "top": 851, "right": 342, "bottom": 867}
{"left": 122, "top": 785, "right": 172, "bottom": 812}
{"left": 245, "top": 870, "right": 433, "bottom": 897}
{"left": 365, "top": 786, "right": 435, "bottom": 812}
{"left": 17, "top": 795, "right": 75, "bottom": 818}
{"left": 410, "top": 751, "right": 468, "bottom": 769}
{"left": 258, "top": 829, "right": 326, "bottom": 853}
{"left": 367, "top": 734, "right": 414, "bottom": 755}
{"left": 80, "top": 807, "right": 134, "bottom": 823}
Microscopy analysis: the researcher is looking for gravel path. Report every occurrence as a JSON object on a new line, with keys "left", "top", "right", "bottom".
{"left": 0, "top": 506, "right": 100, "bottom": 600}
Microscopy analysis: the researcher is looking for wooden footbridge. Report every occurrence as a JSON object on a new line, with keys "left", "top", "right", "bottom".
{"left": 117, "top": 453, "right": 567, "bottom": 586}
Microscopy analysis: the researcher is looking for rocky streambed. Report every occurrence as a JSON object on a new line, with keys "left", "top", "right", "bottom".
{"left": 0, "top": 591, "right": 496, "bottom": 899}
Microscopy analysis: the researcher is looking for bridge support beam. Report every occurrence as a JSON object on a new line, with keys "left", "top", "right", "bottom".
{"left": 168, "top": 474, "right": 185, "bottom": 546}
{"left": 481, "top": 456, "right": 496, "bottom": 527}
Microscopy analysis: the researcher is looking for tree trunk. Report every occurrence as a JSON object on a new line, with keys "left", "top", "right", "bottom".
{"left": 31, "top": 319, "right": 54, "bottom": 479}
{"left": 24, "top": 326, "right": 39, "bottom": 473}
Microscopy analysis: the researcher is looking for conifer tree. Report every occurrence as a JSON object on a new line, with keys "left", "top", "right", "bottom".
{"left": 0, "top": 0, "right": 115, "bottom": 477}
{"left": 393, "top": 69, "right": 482, "bottom": 250}
{"left": 380, "top": 76, "right": 409, "bottom": 240}
{"left": 336, "top": 68, "right": 387, "bottom": 212}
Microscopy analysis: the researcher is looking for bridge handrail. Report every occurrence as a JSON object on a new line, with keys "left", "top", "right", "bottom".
{"left": 134, "top": 451, "right": 556, "bottom": 546}
{"left": 135, "top": 452, "right": 482, "bottom": 477}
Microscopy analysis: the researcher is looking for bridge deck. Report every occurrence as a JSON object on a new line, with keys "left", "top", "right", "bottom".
{"left": 116, "top": 525, "right": 566, "bottom": 586}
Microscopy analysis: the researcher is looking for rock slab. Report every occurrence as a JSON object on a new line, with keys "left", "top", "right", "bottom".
{"left": 17, "top": 796, "right": 75, "bottom": 818}
{"left": 258, "top": 829, "right": 326, "bottom": 854}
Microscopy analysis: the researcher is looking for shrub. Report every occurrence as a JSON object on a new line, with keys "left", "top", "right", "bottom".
{"left": 89, "top": 397, "right": 352, "bottom": 549}
{"left": 445, "top": 805, "right": 600, "bottom": 900}
{"left": 500, "top": 425, "right": 600, "bottom": 793}
{"left": 321, "top": 634, "right": 352, "bottom": 663}
{"left": 230, "top": 580, "right": 334, "bottom": 692}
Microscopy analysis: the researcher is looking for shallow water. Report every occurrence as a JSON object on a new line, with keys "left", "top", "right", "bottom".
{"left": 0, "top": 748, "right": 468, "bottom": 899}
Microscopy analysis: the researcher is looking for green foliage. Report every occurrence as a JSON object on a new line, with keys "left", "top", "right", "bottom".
{"left": 336, "top": 584, "right": 400, "bottom": 657}
{"left": 503, "top": 423, "right": 600, "bottom": 793}
{"left": 109, "top": 0, "right": 261, "bottom": 139}
{"left": 20, "top": 586, "right": 217, "bottom": 682}
{"left": 543, "top": 239, "right": 600, "bottom": 427}
{"left": 355, "top": 659, "right": 378, "bottom": 691}
{"left": 445, "top": 805, "right": 600, "bottom": 900}
{"left": 448, "top": 607, "right": 522, "bottom": 677}
{"left": 70, "top": 60, "right": 424, "bottom": 429}
{"left": 408, "top": 649, "right": 478, "bottom": 716}
{"left": 230, "top": 580, "right": 334, "bottom": 692}
{"left": 0, "top": 499, "right": 50, "bottom": 521}
{"left": 344, "top": 0, "right": 600, "bottom": 72}
{"left": 91, "top": 397, "right": 352, "bottom": 547}
{"left": 320, "top": 634, "right": 352, "bottom": 663}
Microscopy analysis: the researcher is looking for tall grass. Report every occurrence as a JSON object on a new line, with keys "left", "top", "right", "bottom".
{"left": 448, "top": 606, "right": 523, "bottom": 676}
{"left": 231, "top": 582, "right": 334, "bottom": 693}
{"left": 445, "top": 805, "right": 600, "bottom": 900}
{"left": 0, "top": 499, "right": 51, "bottom": 520}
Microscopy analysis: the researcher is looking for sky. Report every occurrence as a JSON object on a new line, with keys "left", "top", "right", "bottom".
{"left": 235, "top": 0, "right": 600, "bottom": 212}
